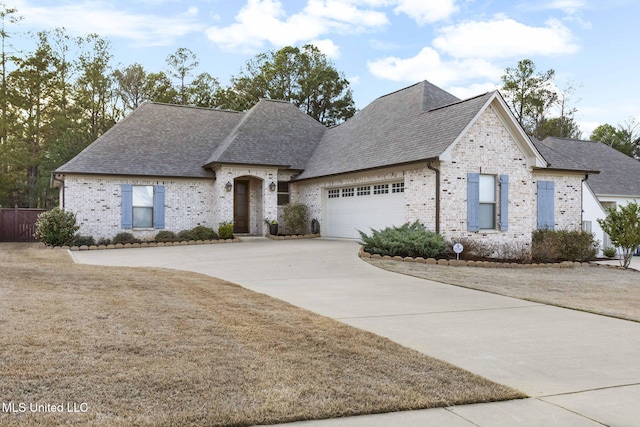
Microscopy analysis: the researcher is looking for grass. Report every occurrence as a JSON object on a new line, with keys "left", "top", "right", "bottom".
{"left": 0, "top": 243, "right": 524, "bottom": 426}
{"left": 365, "top": 259, "right": 640, "bottom": 323}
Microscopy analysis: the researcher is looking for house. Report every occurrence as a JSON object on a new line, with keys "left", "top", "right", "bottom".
{"left": 538, "top": 137, "right": 640, "bottom": 252}
{"left": 52, "top": 81, "right": 594, "bottom": 252}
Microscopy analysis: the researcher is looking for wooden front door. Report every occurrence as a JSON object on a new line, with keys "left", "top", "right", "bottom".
{"left": 233, "top": 180, "right": 249, "bottom": 233}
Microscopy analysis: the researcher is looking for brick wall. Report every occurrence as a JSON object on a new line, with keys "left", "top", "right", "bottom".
{"left": 63, "top": 175, "right": 216, "bottom": 241}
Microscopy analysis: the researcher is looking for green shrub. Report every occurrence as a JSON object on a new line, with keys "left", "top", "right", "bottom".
{"left": 218, "top": 221, "right": 234, "bottom": 240}
{"left": 282, "top": 202, "right": 309, "bottom": 234}
{"left": 190, "top": 225, "right": 217, "bottom": 240}
{"left": 358, "top": 221, "right": 446, "bottom": 258}
{"left": 154, "top": 230, "right": 177, "bottom": 242}
{"left": 112, "top": 232, "right": 139, "bottom": 245}
{"left": 532, "top": 229, "right": 598, "bottom": 263}
{"left": 73, "top": 235, "right": 95, "bottom": 246}
{"left": 97, "top": 237, "right": 111, "bottom": 246}
{"left": 177, "top": 229, "right": 194, "bottom": 241}
{"left": 34, "top": 208, "right": 80, "bottom": 246}
{"left": 603, "top": 246, "right": 617, "bottom": 258}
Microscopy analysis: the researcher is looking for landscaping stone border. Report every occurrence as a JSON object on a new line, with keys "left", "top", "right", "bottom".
{"left": 358, "top": 246, "right": 627, "bottom": 270}
{"left": 266, "top": 233, "right": 321, "bottom": 240}
{"left": 44, "top": 237, "right": 242, "bottom": 251}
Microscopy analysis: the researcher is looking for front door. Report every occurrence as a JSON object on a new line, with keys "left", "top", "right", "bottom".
{"left": 234, "top": 180, "right": 249, "bottom": 233}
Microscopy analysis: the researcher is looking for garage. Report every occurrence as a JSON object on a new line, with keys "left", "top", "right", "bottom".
{"left": 323, "top": 182, "right": 406, "bottom": 238}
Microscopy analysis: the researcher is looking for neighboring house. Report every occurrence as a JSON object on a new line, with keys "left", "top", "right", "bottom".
{"left": 52, "top": 81, "right": 594, "bottom": 252}
{"left": 539, "top": 137, "right": 640, "bottom": 252}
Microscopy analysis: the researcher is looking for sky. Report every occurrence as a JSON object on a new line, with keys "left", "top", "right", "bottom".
{"left": 6, "top": 0, "right": 640, "bottom": 136}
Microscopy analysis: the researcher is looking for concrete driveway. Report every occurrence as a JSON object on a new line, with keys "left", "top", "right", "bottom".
{"left": 71, "top": 237, "right": 640, "bottom": 426}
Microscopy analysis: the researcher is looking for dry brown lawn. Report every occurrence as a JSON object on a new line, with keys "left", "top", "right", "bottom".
{"left": 0, "top": 243, "right": 524, "bottom": 426}
{"left": 366, "top": 259, "right": 640, "bottom": 323}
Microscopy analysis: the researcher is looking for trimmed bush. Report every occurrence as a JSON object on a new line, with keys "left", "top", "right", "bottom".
{"left": 73, "top": 235, "right": 96, "bottom": 246}
{"left": 603, "top": 246, "right": 617, "bottom": 258}
{"left": 190, "top": 225, "right": 217, "bottom": 240}
{"left": 532, "top": 229, "right": 598, "bottom": 263}
{"left": 97, "top": 237, "right": 112, "bottom": 246}
{"left": 112, "top": 232, "right": 139, "bottom": 245}
{"left": 358, "top": 221, "right": 446, "bottom": 258}
{"left": 177, "top": 230, "right": 194, "bottom": 241}
{"left": 34, "top": 208, "right": 80, "bottom": 246}
{"left": 154, "top": 230, "right": 177, "bottom": 242}
{"left": 218, "top": 222, "right": 234, "bottom": 240}
{"left": 282, "top": 202, "right": 309, "bottom": 235}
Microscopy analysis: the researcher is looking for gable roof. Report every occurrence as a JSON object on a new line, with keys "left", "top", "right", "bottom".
{"left": 205, "top": 99, "right": 326, "bottom": 169}
{"left": 55, "top": 102, "right": 243, "bottom": 178}
{"left": 296, "top": 82, "right": 548, "bottom": 180}
{"left": 531, "top": 138, "right": 595, "bottom": 172}
{"left": 541, "top": 137, "right": 640, "bottom": 196}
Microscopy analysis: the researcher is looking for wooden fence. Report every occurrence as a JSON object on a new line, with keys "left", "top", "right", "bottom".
{"left": 0, "top": 207, "right": 46, "bottom": 242}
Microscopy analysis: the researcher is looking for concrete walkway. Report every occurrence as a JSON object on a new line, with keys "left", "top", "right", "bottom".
{"left": 71, "top": 238, "right": 640, "bottom": 426}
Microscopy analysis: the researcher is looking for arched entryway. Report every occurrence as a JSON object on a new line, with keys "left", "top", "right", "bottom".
{"left": 233, "top": 176, "right": 264, "bottom": 235}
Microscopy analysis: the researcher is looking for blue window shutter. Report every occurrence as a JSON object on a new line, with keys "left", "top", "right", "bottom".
{"left": 499, "top": 175, "right": 509, "bottom": 231}
{"left": 121, "top": 184, "right": 133, "bottom": 229}
{"left": 154, "top": 185, "right": 165, "bottom": 229}
{"left": 537, "top": 181, "right": 555, "bottom": 230}
{"left": 467, "top": 173, "right": 480, "bottom": 231}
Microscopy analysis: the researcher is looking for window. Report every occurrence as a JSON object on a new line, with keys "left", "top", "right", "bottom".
{"left": 479, "top": 175, "right": 496, "bottom": 229}
{"left": 467, "top": 173, "right": 508, "bottom": 232}
{"left": 342, "top": 187, "right": 354, "bottom": 197}
{"left": 392, "top": 182, "right": 404, "bottom": 193}
{"left": 373, "top": 184, "right": 389, "bottom": 195}
{"left": 357, "top": 186, "right": 370, "bottom": 196}
{"left": 277, "top": 181, "right": 290, "bottom": 206}
{"left": 121, "top": 184, "right": 165, "bottom": 230}
{"left": 582, "top": 221, "right": 592, "bottom": 233}
{"left": 132, "top": 185, "right": 154, "bottom": 227}
{"left": 328, "top": 189, "right": 340, "bottom": 198}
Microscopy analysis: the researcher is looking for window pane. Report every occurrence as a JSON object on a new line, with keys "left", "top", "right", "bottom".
{"left": 277, "top": 181, "right": 289, "bottom": 192}
{"left": 479, "top": 175, "right": 495, "bottom": 202}
{"left": 133, "top": 186, "right": 153, "bottom": 206}
{"left": 133, "top": 207, "right": 153, "bottom": 228}
{"left": 479, "top": 203, "right": 495, "bottom": 229}
{"left": 277, "top": 194, "right": 290, "bottom": 206}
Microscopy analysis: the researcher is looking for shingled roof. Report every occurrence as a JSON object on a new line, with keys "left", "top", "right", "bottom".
{"left": 205, "top": 99, "right": 326, "bottom": 169}
{"left": 541, "top": 137, "right": 640, "bottom": 196}
{"left": 530, "top": 138, "right": 594, "bottom": 172}
{"left": 55, "top": 102, "right": 243, "bottom": 178}
{"left": 296, "top": 81, "right": 494, "bottom": 180}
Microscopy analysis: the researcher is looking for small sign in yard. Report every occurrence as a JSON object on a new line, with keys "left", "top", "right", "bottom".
{"left": 453, "top": 242, "right": 463, "bottom": 261}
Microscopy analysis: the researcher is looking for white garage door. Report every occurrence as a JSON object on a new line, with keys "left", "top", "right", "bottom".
{"left": 324, "top": 182, "right": 406, "bottom": 238}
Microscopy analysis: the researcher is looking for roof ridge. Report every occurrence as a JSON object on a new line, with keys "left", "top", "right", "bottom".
{"left": 427, "top": 91, "right": 494, "bottom": 112}
{"left": 146, "top": 101, "right": 242, "bottom": 114}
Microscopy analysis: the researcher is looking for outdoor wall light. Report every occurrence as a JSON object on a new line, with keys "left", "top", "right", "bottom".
{"left": 225, "top": 181, "right": 233, "bottom": 192}
{"left": 269, "top": 181, "right": 277, "bottom": 192}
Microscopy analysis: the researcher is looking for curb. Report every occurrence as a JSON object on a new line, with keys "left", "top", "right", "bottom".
{"left": 44, "top": 237, "right": 242, "bottom": 251}
{"left": 266, "top": 233, "right": 321, "bottom": 240}
{"left": 358, "top": 245, "right": 628, "bottom": 269}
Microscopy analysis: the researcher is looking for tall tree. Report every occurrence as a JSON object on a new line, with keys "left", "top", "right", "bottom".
{"left": 113, "top": 63, "right": 147, "bottom": 114}
{"left": 75, "top": 34, "right": 116, "bottom": 140}
{"left": 166, "top": 47, "right": 199, "bottom": 105}
{"left": 222, "top": 44, "right": 355, "bottom": 126}
{"left": 188, "top": 72, "right": 220, "bottom": 108}
{"left": 500, "top": 59, "right": 557, "bottom": 138}
{"left": 590, "top": 119, "right": 640, "bottom": 158}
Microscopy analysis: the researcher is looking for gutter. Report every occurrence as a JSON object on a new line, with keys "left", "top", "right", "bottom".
{"left": 427, "top": 160, "right": 440, "bottom": 233}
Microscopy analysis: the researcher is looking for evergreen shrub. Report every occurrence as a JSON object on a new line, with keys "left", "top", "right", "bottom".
{"left": 34, "top": 208, "right": 80, "bottom": 246}
{"left": 358, "top": 221, "right": 446, "bottom": 258}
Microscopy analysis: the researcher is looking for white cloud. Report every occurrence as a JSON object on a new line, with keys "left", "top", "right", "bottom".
{"left": 310, "top": 39, "right": 341, "bottom": 58}
{"left": 448, "top": 82, "right": 500, "bottom": 100}
{"left": 367, "top": 47, "right": 502, "bottom": 85}
{"left": 13, "top": 1, "right": 203, "bottom": 46}
{"left": 544, "top": 0, "right": 586, "bottom": 14}
{"left": 433, "top": 17, "right": 580, "bottom": 59}
{"left": 393, "top": 0, "right": 458, "bottom": 25}
{"left": 206, "top": 0, "right": 388, "bottom": 52}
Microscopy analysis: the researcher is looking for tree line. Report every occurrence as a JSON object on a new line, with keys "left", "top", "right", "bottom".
{"left": 1, "top": 3, "right": 637, "bottom": 210}
{"left": 0, "top": 5, "right": 355, "bottom": 209}
{"left": 500, "top": 58, "right": 640, "bottom": 156}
